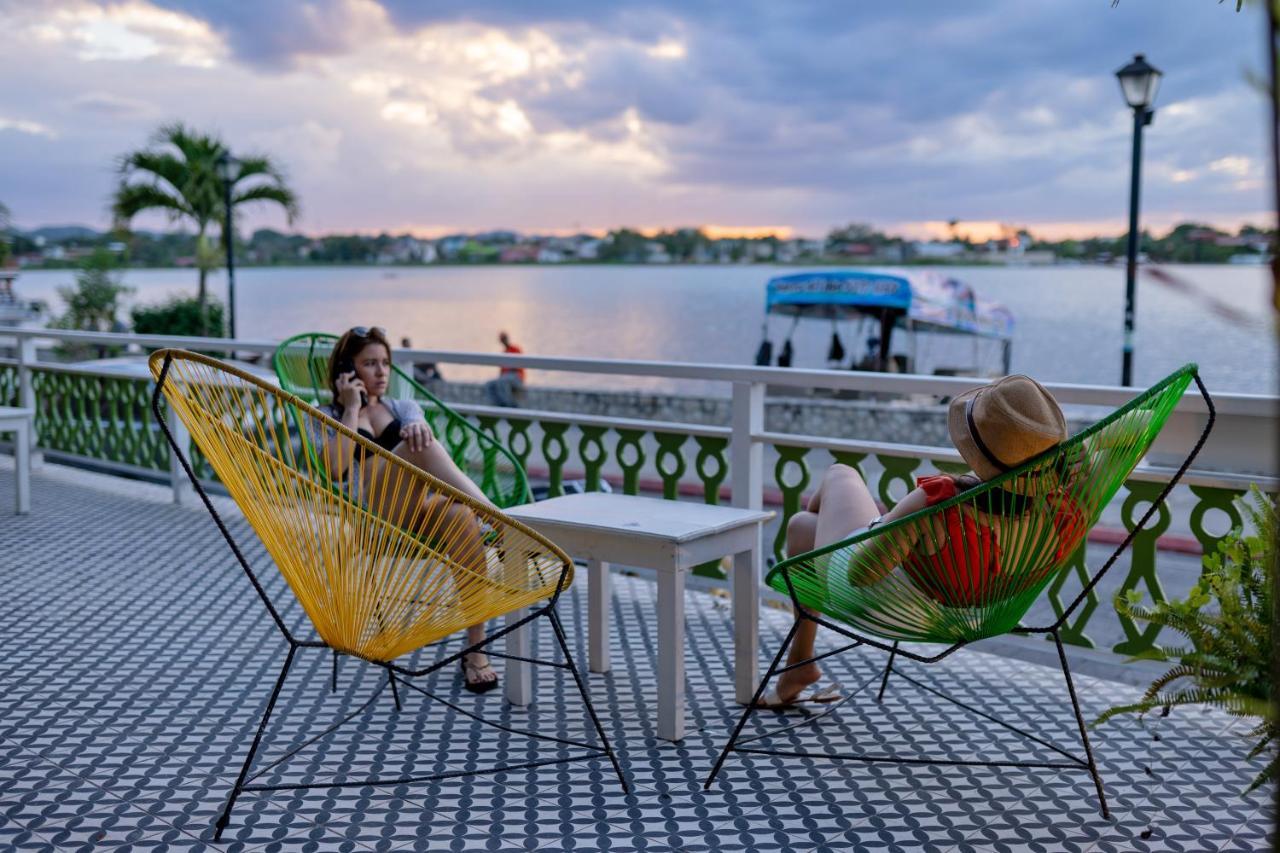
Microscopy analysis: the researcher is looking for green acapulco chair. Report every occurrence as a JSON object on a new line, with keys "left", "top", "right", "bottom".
{"left": 273, "top": 332, "right": 532, "bottom": 508}
{"left": 706, "top": 363, "right": 1215, "bottom": 819}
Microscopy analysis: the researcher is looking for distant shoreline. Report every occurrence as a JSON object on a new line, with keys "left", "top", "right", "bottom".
{"left": 14, "top": 258, "right": 1186, "bottom": 272}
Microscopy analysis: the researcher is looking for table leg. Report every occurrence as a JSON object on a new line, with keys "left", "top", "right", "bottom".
{"left": 15, "top": 423, "right": 30, "bottom": 515}
{"left": 657, "top": 568, "right": 686, "bottom": 741}
{"left": 504, "top": 608, "right": 532, "bottom": 706}
{"left": 732, "top": 532, "right": 762, "bottom": 705}
{"left": 588, "top": 558, "right": 611, "bottom": 673}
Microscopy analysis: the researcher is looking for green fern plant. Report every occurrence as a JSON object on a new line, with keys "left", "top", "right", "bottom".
{"left": 1095, "top": 485, "right": 1276, "bottom": 794}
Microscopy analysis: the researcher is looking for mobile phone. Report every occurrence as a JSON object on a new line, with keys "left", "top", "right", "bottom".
{"left": 337, "top": 358, "right": 369, "bottom": 408}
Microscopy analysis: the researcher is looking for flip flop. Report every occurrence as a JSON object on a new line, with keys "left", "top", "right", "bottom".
{"left": 753, "top": 681, "right": 844, "bottom": 710}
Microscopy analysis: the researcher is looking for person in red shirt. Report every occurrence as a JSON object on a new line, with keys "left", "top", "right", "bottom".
{"left": 485, "top": 331, "right": 526, "bottom": 407}
{"left": 756, "top": 374, "right": 1086, "bottom": 709}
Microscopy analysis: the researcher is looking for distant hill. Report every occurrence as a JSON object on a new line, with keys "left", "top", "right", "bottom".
{"left": 17, "top": 225, "right": 186, "bottom": 241}
{"left": 23, "top": 225, "right": 103, "bottom": 241}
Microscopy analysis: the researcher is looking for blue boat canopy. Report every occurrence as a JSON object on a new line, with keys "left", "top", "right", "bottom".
{"left": 765, "top": 269, "right": 1014, "bottom": 340}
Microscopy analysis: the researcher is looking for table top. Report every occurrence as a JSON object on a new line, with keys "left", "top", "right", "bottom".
{"left": 505, "top": 492, "right": 774, "bottom": 544}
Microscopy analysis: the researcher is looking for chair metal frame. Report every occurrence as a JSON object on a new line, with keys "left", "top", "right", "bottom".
{"left": 706, "top": 369, "right": 1216, "bottom": 820}
{"left": 150, "top": 351, "right": 625, "bottom": 842}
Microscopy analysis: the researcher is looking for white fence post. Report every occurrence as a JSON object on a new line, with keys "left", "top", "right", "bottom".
{"left": 166, "top": 405, "right": 193, "bottom": 506}
{"left": 730, "top": 381, "right": 765, "bottom": 511}
{"left": 16, "top": 336, "right": 41, "bottom": 469}
{"left": 729, "top": 380, "right": 765, "bottom": 704}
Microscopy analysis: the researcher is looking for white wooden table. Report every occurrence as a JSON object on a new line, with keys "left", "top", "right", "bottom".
{"left": 0, "top": 406, "right": 33, "bottom": 514}
{"left": 504, "top": 493, "right": 773, "bottom": 741}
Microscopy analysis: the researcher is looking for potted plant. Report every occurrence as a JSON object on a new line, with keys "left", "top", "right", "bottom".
{"left": 1095, "top": 485, "right": 1276, "bottom": 794}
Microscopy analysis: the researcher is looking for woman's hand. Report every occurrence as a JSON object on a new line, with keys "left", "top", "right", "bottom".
{"left": 401, "top": 421, "right": 434, "bottom": 453}
{"left": 336, "top": 371, "right": 366, "bottom": 413}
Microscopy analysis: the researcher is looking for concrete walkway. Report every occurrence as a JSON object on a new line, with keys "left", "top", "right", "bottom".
{"left": 0, "top": 462, "right": 1272, "bottom": 851}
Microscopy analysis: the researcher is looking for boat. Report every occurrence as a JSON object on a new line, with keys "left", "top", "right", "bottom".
{"left": 756, "top": 268, "right": 1014, "bottom": 377}
{"left": 0, "top": 269, "right": 43, "bottom": 327}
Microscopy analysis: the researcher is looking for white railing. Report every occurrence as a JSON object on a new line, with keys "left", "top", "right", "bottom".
{"left": 2, "top": 327, "right": 1277, "bottom": 504}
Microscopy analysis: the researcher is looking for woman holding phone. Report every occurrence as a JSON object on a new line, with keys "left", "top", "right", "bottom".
{"left": 315, "top": 326, "right": 501, "bottom": 693}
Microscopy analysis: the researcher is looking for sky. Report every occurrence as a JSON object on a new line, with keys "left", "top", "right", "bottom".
{"left": 0, "top": 0, "right": 1271, "bottom": 240}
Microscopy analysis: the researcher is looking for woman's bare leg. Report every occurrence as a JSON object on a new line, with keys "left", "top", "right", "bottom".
{"left": 396, "top": 441, "right": 492, "bottom": 507}
{"left": 417, "top": 493, "right": 497, "bottom": 687}
{"left": 362, "top": 456, "right": 497, "bottom": 688}
{"left": 771, "top": 464, "right": 879, "bottom": 702}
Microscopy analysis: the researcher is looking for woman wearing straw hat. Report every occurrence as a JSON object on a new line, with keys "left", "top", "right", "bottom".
{"left": 757, "top": 374, "right": 1087, "bottom": 709}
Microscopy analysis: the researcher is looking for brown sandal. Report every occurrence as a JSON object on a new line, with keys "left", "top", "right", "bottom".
{"left": 460, "top": 654, "right": 500, "bottom": 694}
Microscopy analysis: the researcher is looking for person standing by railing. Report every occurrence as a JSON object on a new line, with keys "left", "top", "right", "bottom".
{"left": 485, "top": 330, "right": 526, "bottom": 407}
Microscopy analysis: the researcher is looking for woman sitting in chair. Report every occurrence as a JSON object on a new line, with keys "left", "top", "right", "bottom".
{"left": 315, "top": 326, "right": 501, "bottom": 694}
{"left": 759, "top": 374, "right": 1088, "bottom": 709}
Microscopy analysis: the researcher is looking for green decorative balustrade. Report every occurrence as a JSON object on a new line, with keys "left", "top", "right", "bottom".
{"left": 2, "top": 358, "right": 1264, "bottom": 659}
{"left": 0, "top": 363, "right": 17, "bottom": 408}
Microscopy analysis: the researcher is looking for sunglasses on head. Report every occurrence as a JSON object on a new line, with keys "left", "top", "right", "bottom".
{"left": 349, "top": 326, "right": 386, "bottom": 338}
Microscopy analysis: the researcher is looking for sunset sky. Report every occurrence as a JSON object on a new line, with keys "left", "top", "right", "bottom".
{"left": 0, "top": 1, "right": 1270, "bottom": 240}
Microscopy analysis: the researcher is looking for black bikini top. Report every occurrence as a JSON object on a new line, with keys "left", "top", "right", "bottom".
{"left": 357, "top": 418, "right": 402, "bottom": 453}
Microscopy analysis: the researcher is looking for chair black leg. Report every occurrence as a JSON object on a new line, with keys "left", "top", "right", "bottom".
{"left": 387, "top": 668, "right": 402, "bottom": 712}
{"left": 331, "top": 650, "right": 338, "bottom": 693}
{"left": 1054, "top": 630, "right": 1110, "bottom": 820}
{"left": 877, "top": 642, "right": 898, "bottom": 703}
{"left": 704, "top": 615, "right": 803, "bottom": 789}
{"left": 215, "top": 644, "right": 297, "bottom": 842}
{"left": 548, "top": 609, "right": 629, "bottom": 794}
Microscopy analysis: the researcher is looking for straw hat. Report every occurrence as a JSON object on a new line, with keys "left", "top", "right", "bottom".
{"left": 947, "top": 375, "right": 1066, "bottom": 482}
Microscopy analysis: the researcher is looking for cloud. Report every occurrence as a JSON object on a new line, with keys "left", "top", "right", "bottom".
{"left": 0, "top": 0, "right": 1269, "bottom": 236}
{"left": 69, "top": 92, "right": 154, "bottom": 116}
{"left": 7, "top": 0, "right": 226, "bottom": 67}
{"left": 0, "top": 117, "right": 58, "bottom": 138}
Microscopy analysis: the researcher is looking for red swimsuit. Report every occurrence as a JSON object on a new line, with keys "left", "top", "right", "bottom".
{"left": 901, "top": 475, "right": 1087, "bottom": 608}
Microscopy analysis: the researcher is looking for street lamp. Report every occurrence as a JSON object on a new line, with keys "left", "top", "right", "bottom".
{"left": 215, "top": 151, "right": 239, "bottom": 340}
{"left": 1115, "top": 53, "right": 1162, "bottom": 387}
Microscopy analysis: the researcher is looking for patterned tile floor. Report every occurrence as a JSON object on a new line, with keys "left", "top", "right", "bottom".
{"left": 0, "top": 464, "right": 1274, "bottom": 852}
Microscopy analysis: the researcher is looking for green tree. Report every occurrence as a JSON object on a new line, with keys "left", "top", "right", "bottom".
{"left": 599, "top": 228, "right": 648, "bottom": 262}
{"left": 131, "top": 296, "right": 225, "bottom": 339}
{"left": 51, "top": 250, "right": 133, "bottom": 359}
{"left": 53, "top": 250, "right": 133, "bottom": 333}
{"left": 111, "top": 122, "right": 299, "bottom": 334}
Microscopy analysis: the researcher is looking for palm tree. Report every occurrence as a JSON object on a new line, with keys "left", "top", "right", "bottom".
{"left": 112, "top": 122, "right": 299, "bottom": 334}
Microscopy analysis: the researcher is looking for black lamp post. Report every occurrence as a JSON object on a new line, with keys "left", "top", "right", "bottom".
{"left": 1115, "top": 53, "right": 1162, "bottom": 387}
{"left": 215, "top": 151, "right": 239, "bottom": 340}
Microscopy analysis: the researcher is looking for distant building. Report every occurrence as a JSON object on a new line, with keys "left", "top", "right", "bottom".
{"left": 835, "top": 242, "right": 876, "bottom": 257}
{"left": 500, "top": 245, "right": 540, "bottom": 263}
{"left": 574, "top": 238, "right": 602, "bottom": 260}
{"left": 437, "top": 235, "right": 468, "bottom": 260}
{"left": 911, "top": 241, "right": 966, "bottom": 259}
{"left": 537, "top": 247, "right": 566, "bottom": 263}
{"left": 645, "top": 242, "right": 672, "bottom": 264}
{"left": 376, "top": 237, "right": 437, "bottom": 264}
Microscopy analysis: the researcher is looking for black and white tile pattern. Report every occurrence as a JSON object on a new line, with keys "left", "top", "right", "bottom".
{"left": 0, "top": 468, "right": 1273, "bottom": 851}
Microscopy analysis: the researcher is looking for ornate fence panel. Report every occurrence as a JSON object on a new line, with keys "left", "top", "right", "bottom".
{"left": 3, "top": 331, "right": 1271, "bottom": 660}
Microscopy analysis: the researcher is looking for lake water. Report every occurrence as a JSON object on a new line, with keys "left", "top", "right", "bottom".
{"left": 17, "top": 264, "right": 1277, "bottom": 396}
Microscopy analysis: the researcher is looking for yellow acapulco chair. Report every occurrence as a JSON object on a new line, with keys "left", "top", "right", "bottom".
{"left": 148, "top": 349, "right": 625, "bottom": 841}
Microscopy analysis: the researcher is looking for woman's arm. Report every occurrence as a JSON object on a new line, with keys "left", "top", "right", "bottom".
{"left": 317, "top": 372, "right": 366, "bottom": 479}
{"left": 842, "top": 486, "right": 931, "bottom": 584}
{"left": 391, "top": 398, "right": 434, "bottom": 453}
{"left": 319, "top": 405, "right": 362, "bottom": 479}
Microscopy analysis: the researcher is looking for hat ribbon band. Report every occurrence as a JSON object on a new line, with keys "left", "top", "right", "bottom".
{"left": 965, "top": 397, "right": 1013, "bottom": 473}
